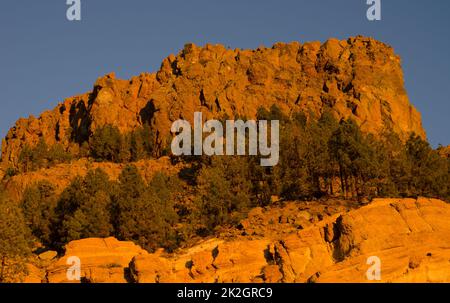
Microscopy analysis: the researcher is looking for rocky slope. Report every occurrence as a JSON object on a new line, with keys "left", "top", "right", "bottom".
{"left": 2, "top": 156, "right": 181, "bottom": 202}
{"left": 1, "top": 36, "right": 425, "bottom": 168}
{"left": 36, "top": 197, "right": 450, "bottom": 283}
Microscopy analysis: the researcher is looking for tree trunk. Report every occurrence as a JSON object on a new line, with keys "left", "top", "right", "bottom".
{"left": 339, "top": 166, "right": 345, "bottom": 197}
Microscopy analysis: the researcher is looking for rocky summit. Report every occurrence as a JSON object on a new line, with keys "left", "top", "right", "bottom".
{"left": 1, "top": 36, "right": 425, "bottom": 168}
{"left": 33, "top": 198, "right": 450, "bottom": 283}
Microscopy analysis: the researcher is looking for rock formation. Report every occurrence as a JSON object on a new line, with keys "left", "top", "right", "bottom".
{"left": 1, "top": 36, "right": 441, "bottom": 284}
{"left": 3, "top": 156, "right": 180, "bottom": 202}
{"left": 46, "top": 237, "right": 148, "bottom": 283}
{"left": 41, "top": 198, "right": 450, "bottom": 283}
{"left": 1, "top": 36, "right": 425, "bottom": 168}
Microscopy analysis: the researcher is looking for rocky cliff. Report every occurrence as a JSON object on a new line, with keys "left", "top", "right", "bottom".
{"left": 38, "top": 198, "right": 450, "bottom": 283}
{"left": 1, "top": 36, "right": 425, "bottom": 168}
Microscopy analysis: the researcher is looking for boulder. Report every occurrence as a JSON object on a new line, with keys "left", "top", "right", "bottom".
{"left": 46, "top": 237, "right": 147, "bottom": 283}
{"left": 38, "top": 250, "right": 57, "bottom": 261}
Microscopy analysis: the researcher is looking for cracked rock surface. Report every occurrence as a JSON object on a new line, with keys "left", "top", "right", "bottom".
{"left": 40, "top": 197, "right": 450, "bottom": 283}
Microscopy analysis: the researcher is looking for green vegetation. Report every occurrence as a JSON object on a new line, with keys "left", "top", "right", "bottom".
{"left": 15, "top": 124, "right": 156, "bottom": 173}
{"left": 18, "top": 138, "right": 72, "bottom": 172}
{"left": 250, "top": 105, "right": 450, "bottom": 202}
{"left": 10, "top": 105, "right": 449, "bottom": 256}
{"left": 87, "top": 124, "right": 156, "bottom": 163}
{"left": 89, "top": 125, "right": 125, "bottom": 163}
{"left": 19, "top": 165, "right": 182, "bottom": 253}
{"left": 22, "top": 181, "right": 57, "bottom": 246}
{"left": 53, "top": 169, "right": 115, "bottom": 245}
{"left": 0, "top": 190, "right": 31, "bottom": 282}
{"left": 115, "top": 168, "right": 179, "bottom": 252}
{"left": 194, "top": 157, "right": 253, "bottom": 234}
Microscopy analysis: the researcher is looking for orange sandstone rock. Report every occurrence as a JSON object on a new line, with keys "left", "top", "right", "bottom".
{"left": 125, "top": 198, "right": 450, "bottom": 283}
{"left": 1, "top": 37, "right": 425, "bottom": 168}
{"left": 43, "top": 199, "right": 450, "bottom": 283}
{"left": 46, "top": 237, "right": 148, "bottom": 283}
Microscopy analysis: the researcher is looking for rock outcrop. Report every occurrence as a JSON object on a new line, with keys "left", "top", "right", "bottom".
{"left": 46, "top": 237, "right": 148, "bottom": 283}
{"left": 315, "top": 198, "right": 450, "bottom": 282}
{"left": 1, "top": 36, "right": 425, "bottom": 168}
{"left": 44, "top": 198, "right": 450, "bottom": 283}
{"left": 130, "top": 197, "right": 450, "bottom": 283}
{"left": 236, "top": 199, "right": 360, "bottom": 238}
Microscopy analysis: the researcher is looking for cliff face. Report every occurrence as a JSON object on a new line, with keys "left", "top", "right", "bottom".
{"left": 40, "top": 198, "right": 450, "bottom": 283}
{"left": 1, "top": 36, "right": 425, "bottom": 168}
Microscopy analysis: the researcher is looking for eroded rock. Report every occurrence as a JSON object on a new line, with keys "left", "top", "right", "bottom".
{"left": 43, "top": 198, "right": 450, "bottom": 283}
{"left": 46, "top": 237, "right": 148, "bottom": 283}
{"left": 2, "top": 37, "right": 425, "bottom": 169}
{"left": 128, "top": 198, "right": 450, "bottom": 283}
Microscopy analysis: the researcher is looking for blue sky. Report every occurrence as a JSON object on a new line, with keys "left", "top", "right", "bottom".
{"left": 1, "top": 0, "right": 449, "bottom": 147}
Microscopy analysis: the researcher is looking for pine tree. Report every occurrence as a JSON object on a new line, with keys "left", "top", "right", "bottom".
{"left": 405, "top": 134, "right": 449, "bottom": 198}
{"left": 90, "top": 125, "right": 123, "bottom": 162}
{"left": 18, "top": 145, "right": 33, "bottom": 172}
{"left": 0, "top": 191, "right": 31, "bottom": 282}
{"left": 32, "top": 138, "right": 49, "bottom": 169}
{"left": 276, "top": 117, "right": 313, "bottom": 199}
{"left": 194, "top": 157, "right": 252, "bottom": 233}
{"left": 141, "top": 123, "right": 155, "bottom": 158}
{"left": 309, "top": 111, "right": 340, "bottom": 195}
{"left": 62, "top": 190, "right": 113, "bottom": 241}
{"left": 114, "top": 167, "right": 180, "bottom": 251}
{"left": 132, "top": 174, "right": 179, "bottom": 251}
{"left": 54, "top": 168, "right": 114, "bottom": 246}
{"left": 114, "top": 165, "right": 146, "bottom": 239}
{"left": 130, "top": 130, "right": 145, "bottom": 162}
{"left": 376, "top": 130, "right": 407, "bottom": 197}
{"left": 195, "top": 165, "right": 233, "bottom": 233}
{"left": 21, "top": 181, "right": 57, "bottom": 246}
{"left": 328, "top": 119, "right": 375, "bottom": 198}
{"left": 117, "top": 165, "right": 146, "bottom": 199}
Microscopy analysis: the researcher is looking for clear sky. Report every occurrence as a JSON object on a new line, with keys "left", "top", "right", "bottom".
{"left": 1, "top": 0, "right": 449, "bottom": 147}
